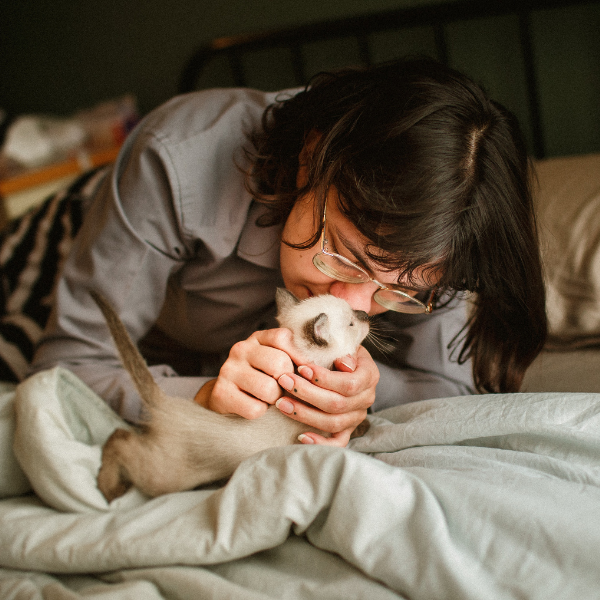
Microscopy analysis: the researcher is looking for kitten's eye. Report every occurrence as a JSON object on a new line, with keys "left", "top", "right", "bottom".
{"left": 350, "top": 321, "right": 354, "bottom": 326}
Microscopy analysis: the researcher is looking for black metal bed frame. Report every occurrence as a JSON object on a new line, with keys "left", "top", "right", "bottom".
{"left": 179, "top": 0, "right": 599, "bottom": 159}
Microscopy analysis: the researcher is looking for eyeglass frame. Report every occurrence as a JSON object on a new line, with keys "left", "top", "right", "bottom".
{"left": 311, "top": 199, "right": 435, "bottom": 314}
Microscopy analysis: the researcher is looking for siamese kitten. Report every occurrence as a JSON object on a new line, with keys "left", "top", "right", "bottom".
{"left": 93, "top": 289, "right": 370, "bottom": 502}
{"left": 275, "top": 288, "right": 370, "bottom": 368}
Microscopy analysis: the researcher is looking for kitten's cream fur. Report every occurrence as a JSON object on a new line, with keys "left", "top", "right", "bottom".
{"left": 275, "top": 288, "right": 370, "bottom": 368}
{"left": 94, "top": 289, "right": 369, "bottom": 501}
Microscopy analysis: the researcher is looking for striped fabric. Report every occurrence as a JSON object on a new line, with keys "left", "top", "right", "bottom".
{"left": 0, "top": 167, "right": 109, "bottom": 381}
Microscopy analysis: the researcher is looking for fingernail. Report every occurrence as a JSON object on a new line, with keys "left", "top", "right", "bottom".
{"left": 298, "top": 434, "right": 315, "bottom": 444}
{"left": 297, "top": 366, "right": 313, "bottom": 380}
{"left": 276, "top": 398, "right": 295, "bottom": 414}
{"left": 278, "top": 374, "right": 294, "bottom": 391}
{"left": 339, "top": 356, "right": 356, "bottom": 371}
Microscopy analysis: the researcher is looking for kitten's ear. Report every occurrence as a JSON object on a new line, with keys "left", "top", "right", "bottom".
{"left": 311, "top": 313, "right": 330, "bottom": 346}
{"left": 276, "top": 288, "right": 300, "bottom": 312}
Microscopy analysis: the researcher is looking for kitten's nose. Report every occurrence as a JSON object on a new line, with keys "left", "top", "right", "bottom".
{"left": 354, "top": 310, "right": 369, "bottom": 322}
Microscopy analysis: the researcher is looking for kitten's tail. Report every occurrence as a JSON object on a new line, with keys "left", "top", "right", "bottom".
{"left": 90, "top": 290, "right": 161, "bottom": 408}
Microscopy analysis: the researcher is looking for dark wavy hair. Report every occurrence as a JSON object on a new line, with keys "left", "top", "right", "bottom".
{"left": 245, "top": 57, "right": 547, "bottom": 393}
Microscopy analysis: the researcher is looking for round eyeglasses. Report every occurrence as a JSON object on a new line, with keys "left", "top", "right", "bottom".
{"left": 312, "top": 200, "right": 435, "bottom": 314}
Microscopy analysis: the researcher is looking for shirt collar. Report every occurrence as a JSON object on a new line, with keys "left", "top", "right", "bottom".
{"left": 236, "top": 202, "right": 282, "bottom": 270}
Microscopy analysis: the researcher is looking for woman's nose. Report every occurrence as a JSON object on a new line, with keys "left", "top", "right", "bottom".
{"left": 328, "top": 281, "right": 376, "bottom": 314}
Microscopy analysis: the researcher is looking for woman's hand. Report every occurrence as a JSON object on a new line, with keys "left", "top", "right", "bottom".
{"left": 274, "top": 345, "right": 379, "bottom": 447}
{"left": 194, "top": 328, "right": 307, "bottom": 419}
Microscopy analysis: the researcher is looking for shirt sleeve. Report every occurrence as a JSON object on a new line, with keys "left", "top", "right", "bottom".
{"left": 29, "top": 123, "right": 209, "bottom": 423}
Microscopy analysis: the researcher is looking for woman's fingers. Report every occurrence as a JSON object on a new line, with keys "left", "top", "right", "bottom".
{"left": 221, "top": 348, "right": 287, "bottom": 403}
{"left": 276, "top": 391, "right": 367, "bottom": 433}
{"left": 278, "top": 346, "right": 379, "bottom": 414}
{"left": 199, "top": 328, "right": 299, "bottom": 418}
{"left": 298, "top": 428, "right": 354, "bottom": 447}
{"left": 207, "top": 376, "right": 270, "bottom": 419}
{"left": 271, "top": 345, "right": 378, "bottom": 442}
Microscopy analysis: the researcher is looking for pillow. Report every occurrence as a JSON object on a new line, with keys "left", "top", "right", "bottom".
{"left": 0, "top": 166, "right": 108, "bottom": 381}
{"left": 533, "top": 153, "right": 600, "bottom": 349}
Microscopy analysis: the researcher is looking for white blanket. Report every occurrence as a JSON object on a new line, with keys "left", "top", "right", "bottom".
{"left": 1, "top": 367, "right": 600, "bottom": 599}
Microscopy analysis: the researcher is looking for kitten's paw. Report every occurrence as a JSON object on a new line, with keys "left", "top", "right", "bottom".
{"left": 349, "top": 418, "right": 370, "bottom": 439}
{"left": 97, "top": 428, "right": 133, "bottom": 502}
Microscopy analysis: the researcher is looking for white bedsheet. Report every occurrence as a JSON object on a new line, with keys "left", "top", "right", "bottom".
{"left": 1, "top": 367, "right": 599, "bottom": 599}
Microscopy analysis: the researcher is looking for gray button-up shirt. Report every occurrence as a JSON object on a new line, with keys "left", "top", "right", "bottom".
{"left": 31, "top": 88, "right": 475, "bottom": 422}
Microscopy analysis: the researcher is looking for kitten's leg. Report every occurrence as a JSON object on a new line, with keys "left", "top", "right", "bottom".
{"left": 350, "top": 418, "right": 370, "bottom": 439}
{"left": 97, "top": 428, "right": 135, "bottom": 502}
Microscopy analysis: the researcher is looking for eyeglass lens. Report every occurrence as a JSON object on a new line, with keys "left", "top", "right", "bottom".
{"left": 313, "top": 252, "right": 369, "bottom": 283}
{"left": 312, "top": 252, "right": 430, "bottom": 313}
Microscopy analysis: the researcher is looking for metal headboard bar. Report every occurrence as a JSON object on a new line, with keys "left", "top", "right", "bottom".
{"left": 518, "top": 11, "right": 545, "bottom": 158}
{"left": 179, "top": 0, "right": 598, "bottom": 158}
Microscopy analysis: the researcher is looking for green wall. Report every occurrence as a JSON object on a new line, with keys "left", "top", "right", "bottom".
{"left": 1, "top": 0, "right": 446, "bottom": 117}
{"left": 2, "top": 0, "right": 600, "bottom": 157}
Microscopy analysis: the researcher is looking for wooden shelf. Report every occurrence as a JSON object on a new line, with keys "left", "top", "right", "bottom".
{"left": 0, "top": 145, "right": 121, "bottom": 225}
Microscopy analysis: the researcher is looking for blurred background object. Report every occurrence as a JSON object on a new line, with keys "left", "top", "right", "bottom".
{"left": 0, "top": 96, "right": 138, "bottom": 223}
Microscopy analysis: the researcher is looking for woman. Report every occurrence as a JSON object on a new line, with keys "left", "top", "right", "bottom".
{"left": 30, "top": 58, "right": 547, "bottom": 446}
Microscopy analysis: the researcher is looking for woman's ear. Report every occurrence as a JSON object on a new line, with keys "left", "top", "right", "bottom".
{"left": 296, "top": 162, "right": 309, "bottom": 188}
{"left": 296, "top": 130, "right": 321, "bottom": 188}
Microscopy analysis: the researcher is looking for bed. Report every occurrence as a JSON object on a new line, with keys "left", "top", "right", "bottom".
{"left": 1, "top": 1, "right": 600, "bottom": 598}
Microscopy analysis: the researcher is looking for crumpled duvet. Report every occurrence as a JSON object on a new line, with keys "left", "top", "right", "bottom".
{"left": 1, "top": 367, "right": 599, "bottom": 599}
